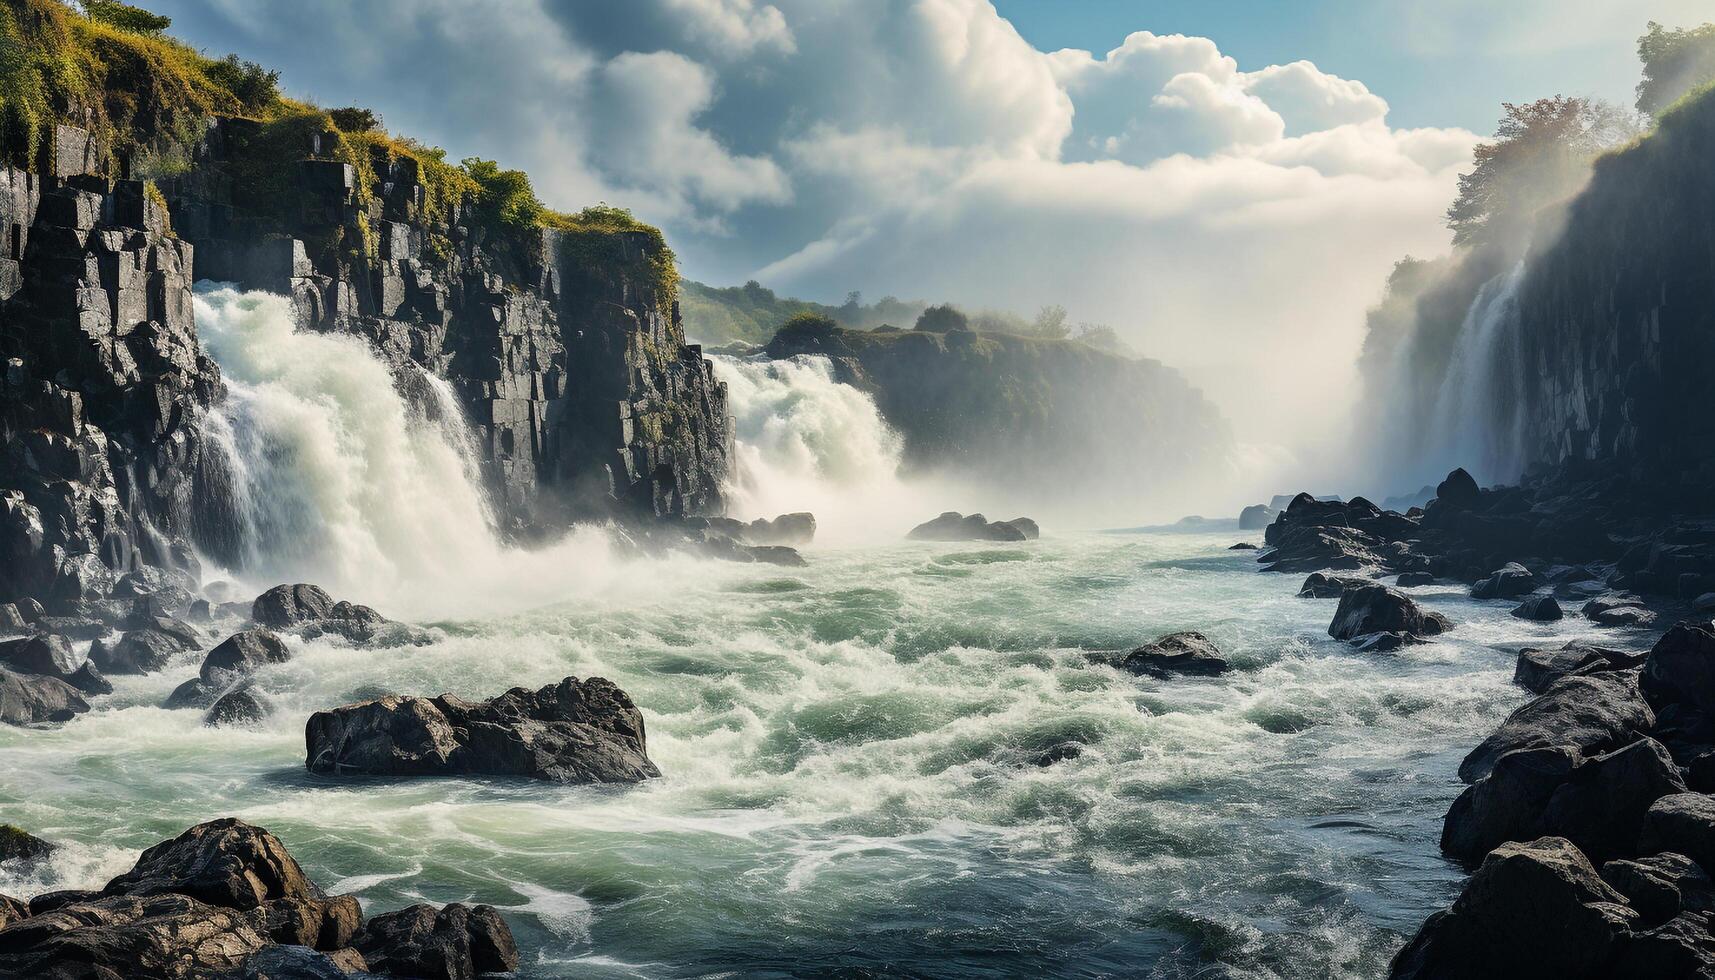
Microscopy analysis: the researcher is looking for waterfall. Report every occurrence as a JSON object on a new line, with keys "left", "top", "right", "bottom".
{"left": 192, "top": 285, "right": 619, "bottom": 619}
{"left": 1417, "top": 259, "right": 1531, "bottom": 486}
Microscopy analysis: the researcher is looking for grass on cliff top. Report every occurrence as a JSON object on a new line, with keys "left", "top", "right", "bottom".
{"left": 0, "top": 0, "right": 294, "bottom": 173}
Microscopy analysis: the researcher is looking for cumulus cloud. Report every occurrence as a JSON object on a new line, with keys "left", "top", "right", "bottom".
{"left": 149, "top": 0, "right": 1477, "bottom": 454}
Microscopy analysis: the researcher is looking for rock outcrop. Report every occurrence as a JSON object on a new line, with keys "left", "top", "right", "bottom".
{"left": 0, "top": 817, "right": 518, "bottom": 979}
{"left": 1327, "top": 584, "right": 1450, "bottom": 647}
{"left": 305, "top": 675, "right": 658, "bottom": 784}
{"left": 1117, "top": 631, "right": 1230, "bottom": 678}
{"left": 907, "top": 512, "right": 1038, "bottom": 542}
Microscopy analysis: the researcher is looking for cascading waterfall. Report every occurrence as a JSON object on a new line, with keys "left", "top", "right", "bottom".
{"left": 192, "top": 284, "right": 621, "bottom": 620}
{"left": 1418, "top": 259, "right": 1531, "bottom": 486}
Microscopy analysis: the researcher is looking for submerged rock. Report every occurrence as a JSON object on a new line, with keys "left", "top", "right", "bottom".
{"left": 206, "top": 687, "right": 270, "bottom": 728}
{"left": 305, "top": 676, "right": 659, "bottom": 784}
{"left": 1512, "top": 595, "right": 1564, "bottom": 621}
{"left": 1472, "top": 563, "right": 1538, "bottom": 600}
{"left": 1298, "top": 572, "right": 1369, "bottom": 598}
{"left": 907, "top": 512, "right": 1035, "bottom": 542}
{"left": 1119, "top": 631, "right": 1230, "bottom": 678}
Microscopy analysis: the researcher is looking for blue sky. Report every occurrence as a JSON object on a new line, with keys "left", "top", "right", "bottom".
{"left": 994, "top": 0, "right": 1708, "bottom": 132}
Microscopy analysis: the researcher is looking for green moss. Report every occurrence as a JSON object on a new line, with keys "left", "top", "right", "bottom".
{"left": 143, "top": 176, "right": 171, "bottom": 234}
{"left": 550, "top": 204, "right": 679, "bottom": 314}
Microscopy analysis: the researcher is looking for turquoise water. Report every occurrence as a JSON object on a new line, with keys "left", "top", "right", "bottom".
{"left": 0, "top": 530, "right": 1638, "bottom": 978}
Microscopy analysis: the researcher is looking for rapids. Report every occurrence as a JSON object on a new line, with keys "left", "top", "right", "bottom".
{"left": 0, "top": 287, "right": 1640, "bottom": 977}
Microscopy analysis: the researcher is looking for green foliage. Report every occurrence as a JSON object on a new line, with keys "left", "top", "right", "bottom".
{"left": 328, "top": 106, "right": 380, "bottom": 133}
{"left": 549, "top": 203, "right": 679, "bottom": 313}
{"left": 1027, "top": 304, "right": 1070, "bottom": 340}
{"left": 142, "top": 176, "right": 171, "bottom": 234}
{"left": 678, "top": 278, "right": 927, "bottom": 345}
{"left": 1637, "top": 21, "right": 1715, "bottom": 117}
{"left": 1447, "top": 96, "right": 1640, "bottom": 248}
{"left": 201, "top": 53, "right": 278, "bottom": 113}
{"left": 82, "top": 0, "right": 167, "bottom": 34}
{"left": 915, "top": 303, "right": 970, "bottom": 333}
{"left": 462, "top": 156, "right": 543, "bottom": 228}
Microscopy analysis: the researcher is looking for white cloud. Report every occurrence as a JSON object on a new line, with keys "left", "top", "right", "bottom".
{"left": 661, "top": 0, "right": 795, "bottom": 56}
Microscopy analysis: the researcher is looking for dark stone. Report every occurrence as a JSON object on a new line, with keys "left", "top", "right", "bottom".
{"left": 1228, "top": 542, "right": 1258, "bottom": 550}
{"left": 1388, "top": 836, "right": 1636, "bottom": 980}
{"left": 89, "top": 629, "right": 183, "bottom": 675}
{"left": 1238, "top": 504, "right": 1276, "bottom": 530}
{"left": 0, "top": 634, "right": 78, "bottom": 677}
{"left": 907, "top": 512, "right": 1030, "bottom": 542}
{"left": 1472, "top": 563, "right": 1538, "bottom": 600}
{"left": 229, "top": 944, "right": 370, "bottom": 980}
{"left": 306, "top": 675, "right": 659, "bottom": 784}
{"left": 250, "top": 585, "right": 333, "bottom": 628}
{"left": 1601, "top": 852, "right": 1715, "bottom": 926}
{"left": 1641, "top": 794, "right": 1715, "bottom": 871}
{"left": 1512, "top": 595, "right": 1564, "bottom": 621}
{"left": 1397, "top": 571, "right": 1436, "bottom": 586}
{"left": 1328, "top": 584, "right": 1448, "bottom": 643}
{"left": 1640, "top": 622, "right": 1715, "bottom": 716}
{"left": 744, "top": 512, "right": 816, "bottom": 547}
{"left": 353, "top": 903, "right": 518, "bottom": 980}
{"left": 1457, "top": 671, "right": 1654, "bottom": 784}
{"left": 1435, "top": 468, "right": 1482, "bottom": 511}
{"left": 0, "top": 668, "right": 89, "bottom": 725}
{"left": 200, "top": 629, "right": 290, "bottom": 686}
{"left": 0, "top": 825, "right": 53, "bottom": 865}
{"left": 1514, "top": 642, "right": 1646, "bottom": 694}
{"left": 1119, "top": 631, "right": 1230, "bottom": 678}
{"left": 101, "top": 818, "right": 324, "bottom": 910}
{"left": 205, "top": 688, "right": 269, "bottom": 728}
{"left": 0, "top": 892, "right": 272, "bottom": 978}
{"left": 1297, "top": 572, "right": 1369, "bottom": 598}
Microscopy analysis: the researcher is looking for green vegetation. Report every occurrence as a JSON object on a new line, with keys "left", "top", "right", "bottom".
{"left": 678, "top": 280, "right": 927, "bottom": 345}
{"left": 914, "top": 303, "right": 970, "bottom": 333}
{"left": 82, "top": 0, "right": 168, "bottom": 34}
{"left": 1638, "top": 21, "right": 1715, "bottom": 117}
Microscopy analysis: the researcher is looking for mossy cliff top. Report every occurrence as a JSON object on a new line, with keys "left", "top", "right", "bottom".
{"left": 0, "top": 0, "right": 677, "bottom": 307}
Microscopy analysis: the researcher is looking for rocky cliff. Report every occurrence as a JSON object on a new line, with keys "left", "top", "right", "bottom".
{"left": 764, "top": 319, "right": 1234, "bottom": 515}
{"left": 0, "top": 0, "right": 731, "bottom": 608}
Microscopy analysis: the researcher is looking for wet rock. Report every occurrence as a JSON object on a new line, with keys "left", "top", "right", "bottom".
{"left": 229, "top": 944, "right": 370, "bottom": 979}
{"left": 1434, "top": 467, "right": 1482, "bottom": 511}
{"left": 251, "top": 584, "right": 334, "bottom": 629}
{"left": 102, "top": 818, "right": 323, "bottom": 910}
{"left": 0, "top": 892, "right": 273, "bottom": 978}
{"left": 353, "top": 902, "right": 518, "bottom": 980}
{"left": 1228, "top": 542, "right": 1258, "bottom": 550}
{"left": 745, "top": 545, "right": 808, "bottom": 567}
{"left": 1397, "top": 571, "right": 1436, "bottom": 587}
{"left": 1328, "top": 584, "right": 1449, "bottom": 644}
{"left": 0, "top": 668, "right": 89, "bottom": 725}
{"left": 0, "top": 634, "right": 77, "bottom": 677}
{"left": 254, "top": 894, "right": 361, "bottom": 951}
{"left": 1000, "top": 517, "right": 1041, "bottom": 540}
{"left": 90, "top": 627, "right": 191, "bottom": 675}
{"left": 1514, "top": 642, "right": 1646, "bottom": 694}
{"left": 1593, "top": 605, "right": 1657, "bottom": 628}
{"left": 205, "top": 688, "right": 270, "bottom": 728}
{"left": 200, "top": 630, "right": 291, "bottom": 687}
{"left": 1388, "top": 836, "right": 1636, "bottom": 980}
{"left": 1119, "top": 631, "right": 1230, "bottom": 678}
{"left": 907, "top": 512, "right": 1030, "bottom": 542}
{"left": 1641, "top": 794, "right": 1715, "bottom": 871}
{"left": 744, "top": 512, "right": 816, "bottom": 547}
{"left": 0, "top": 825, "right": 53, "bottom": 865}
{"left": 1608, "top": 910, "right": 1715, "bottom": 976}
{"left": 1458, "top": 671, "right": 1654, "bottom": 783}
{"left": 1443, "top": 737, "right": 1685, "bottom": 863}
{"left": 0, "top": 895, "right": 25, "bottom": 928}
{"left": 1512, "top": 595, "right": 1564, "bottom": 621}
{"left": 1297, "top": 572, "right": 1369, "bottom": 598}
{"left": 1472, "top": 563, "right": 1538, "bottom": 600}
{"left": 306, "top": 675, "right": 660, "bottom": 784}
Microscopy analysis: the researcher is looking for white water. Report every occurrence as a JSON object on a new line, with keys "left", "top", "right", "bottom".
{"left": 1417, "top": 260, "right": 1530, "bottom": 487}
{"left": 194, "top": 286, "right": 637, "bottom": 621}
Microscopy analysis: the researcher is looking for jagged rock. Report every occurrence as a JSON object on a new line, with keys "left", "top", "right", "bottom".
{"left": 1601, "top": 852, "right": 1715, "bottom": 926}
{"left": 228, "top": 944, "right": 370, "bottom": 979}
{"left": 0, "top": 668, "right": 89, "bottom": 725}
{"left": 1442, "top": 737, "right": 1685, "bottom": 863}
{"left": 0, "top": 895, "right": 25, "bottom": 928}
{"left": 1512, "top": 595, "right": 1564, "bottom": 621}
{"left": 1297, "top": 572, "right": 1369, "bottom": 598}
{"left": 253, "top": 895, "right": 360, "bottom": 951}
{"left": 1388, "top": 836, "right": 1636, "bottom": 980}
{"left": 1641, "top": 794, "right": 1715, "bottom": 871}
{"left": 251, "top": 585, "right": 334, "bottom": 629}
{"left": 1608, "top": 911, "right": 1715, "bottom": 976}
{"left": 1514, "top": 642, "right": 1646, "bottom": 694}
{"left": 1228, "top": 542, "right": 1258, "bottom": 550}
{"left": 205, "top": 688, "right": 270, "bottom": 728}
{"left": 1472, "top": 563, "right": 1538, "bottom": 600}
{"left": 352, "top": 903, "right": 518, "bottom": 980}
{"left": 1238, "top": 504, "right": 1276, "bottom": 530}
{"left": 1397, "top": 571, "right": 1436, "bottom": 586}
{"left": 1593, "top": 605, "right": 1657, "bottom": 628}
{"left": 1327, "top": 584, "right": 1449, "bottom": 644}
{"left": 907, "top": 512, "right": 1031, "bottom": 542}
{"left": 0, "top": 892, "right": 274, "bottom": 978}
{"left": 306, "top": 675, "right": 659, "bottom": 784}
{"left": 0, "top": 634, "right": 77, "bottom": 677}
{"left": 1639, "top": 622, "right": 1715, "bottom": 716}
{"left": 0, "top": 825, "right": 53, "bottom": 865}
{"left": 89, "top": 628, "right": 184, "bottom": 675}
{"left": 102, "top": 818, "right": 323, "bottom": 910}
{"left": 745, "top": 545, "right": 808, "bottom": 567}
{"left": 1458, "top": 671, "right": 1654, "bottom": 783}
{"left": 200, "top": 630, "right": 291, "bottom": 687}
{"left": 1118, "top": 631, "right": 1229, "bottom": 678}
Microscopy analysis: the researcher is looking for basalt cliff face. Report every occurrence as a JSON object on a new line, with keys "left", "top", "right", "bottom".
{"left": 0, "top": 0, "right": 731, "bottom": 610}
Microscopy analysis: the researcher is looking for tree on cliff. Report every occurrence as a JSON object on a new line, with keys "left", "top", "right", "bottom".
{"left": 1446, "top": 96, "right": 1639, "bottom": 249}
{"left": 1637, "top": 22, "right": 1715, "bottom": 117}
{"left": 914, "top": 304, "right": 971, "bottom": 333}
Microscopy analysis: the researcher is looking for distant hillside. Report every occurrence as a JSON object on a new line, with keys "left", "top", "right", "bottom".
{"left": 680, "top": 280, "right": 927, "bottom": 345}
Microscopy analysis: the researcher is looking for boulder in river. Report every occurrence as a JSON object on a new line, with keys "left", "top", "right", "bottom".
{"left": 1396, "top": 571, "right": 1436, "bottom": 587}
{"left": 1639, "top": 621, "right": 1715, "bottom": 716}
{"left": 1119, "top": 631, "right": 1230, "bottom": 678}
{"left": 744, "top": 512, "right": 817, "bottom": 547}
{"left": 206, "top": 687, "right": 271, "bottom": 728}
{"left": 907, "top": 512, "right": 1034, "bottom": 542}
{"left": 1472, "top": 563, "right": 1538, "bottom": 600}
{"left": 305, "top": 675, "right": 660, "bottom": 784}
{"left": 1388, "top": 836, "right": 1637, "bottom": 980}
{"left": 252, "top": 585, "right": 424, "bottom": 646}
{"left": 252, "top": 584, "right": 335, "bottom": 628}
{"left": 0, "top": 668, "right": 89, "bottom": 726}
{"left": 1298, "top": 572, "right": 1369, "bottom": 598}
{"left": 1514, "top": 642, "right": 1646, "bottom": 694}
{"left": 1512, "top": 595, "right": 1564, "bottom": 621}
{"left": 90, "top": 624, "right": 198, "bottom": 675}
{"left": 1327, "top": 584, "right": 1450, "bottom": 645}
{"left": 353, "top": 902, "right": 519, "bottom": 980}
{"left": 0, "top": 825, "right": 53, "bottom": 865}
{"left": 1238, "top": 503, "right": 1277, "bottom": 530}
{"left": 0, "top": 634, "right": 109, "bottom": 694}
